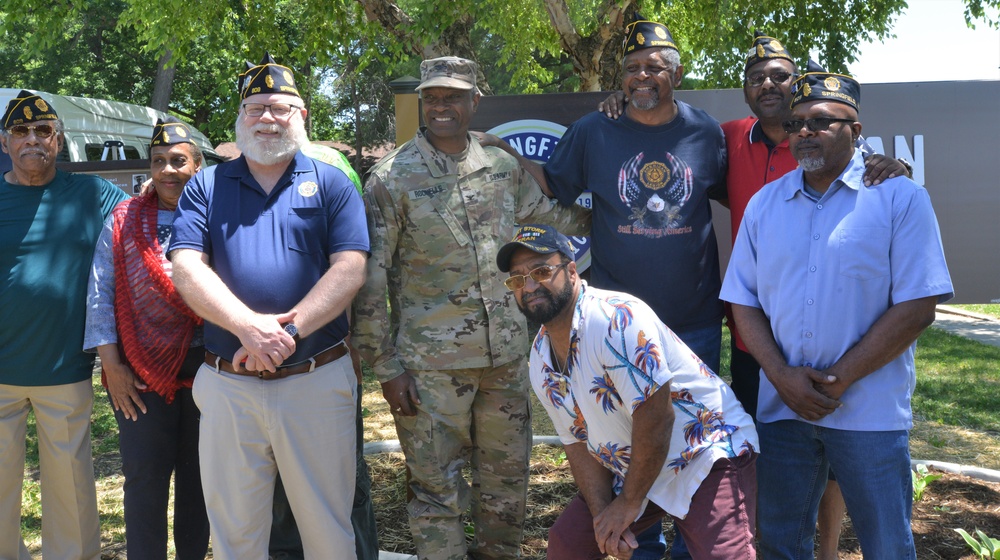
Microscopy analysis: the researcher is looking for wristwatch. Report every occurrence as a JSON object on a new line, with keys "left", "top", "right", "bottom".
{"left": 897, "top": 158, "right": 914, "bottom": 178}
{"left": 283, "top": 323, "right": 299, "bottom": 338}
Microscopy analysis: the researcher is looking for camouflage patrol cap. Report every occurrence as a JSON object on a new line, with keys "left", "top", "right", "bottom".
{"left": 496, "top": 224, "right": 576, "bottom": 273}
{"left": 415, "top": 56, "right": 478, "bottom": 91}
{"left": 149, "top": 118, "right": 194, "bottom": 148}
{"left": 3, "top": 90, "right": 58, "bottom": 129}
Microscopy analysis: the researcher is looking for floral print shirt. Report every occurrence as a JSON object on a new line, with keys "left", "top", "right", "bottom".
{"left": 530, "top": 282, "right": 758, "bottom": 518}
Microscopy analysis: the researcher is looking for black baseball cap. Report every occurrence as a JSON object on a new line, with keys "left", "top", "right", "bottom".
{"left": 496, "top": 224, "right": 576, "bottom": 273}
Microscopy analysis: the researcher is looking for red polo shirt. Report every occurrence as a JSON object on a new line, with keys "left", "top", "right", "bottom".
{"left": 722, "top": 116, "right": 798, "bottom": 351}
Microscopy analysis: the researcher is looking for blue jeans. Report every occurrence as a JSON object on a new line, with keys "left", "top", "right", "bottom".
{"left": 676, "top": 322, "right": 723, "bottom": 375}
{"left": 757, "top": 420, "right": 915, "bottom": 560}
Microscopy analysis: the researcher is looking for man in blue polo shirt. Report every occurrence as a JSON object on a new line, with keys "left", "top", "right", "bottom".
{"left": 721, "top": 67, "right": 952, "bottom": 558}
{"left": 169, "top": 53, "right": 369, "bottom": 558}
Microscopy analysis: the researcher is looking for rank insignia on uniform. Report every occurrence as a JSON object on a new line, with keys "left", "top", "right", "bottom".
{"left": 298, "top": 181, "right": 319, "bottom": 197}
{"left": 23, "top": 106, "right": 33, "bottom": 121}
{"left": 265, "top": 75, "right": 275, "bottom": 88}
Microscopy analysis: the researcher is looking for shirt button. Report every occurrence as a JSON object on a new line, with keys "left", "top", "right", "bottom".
{"left": 810, "top": 266, "right": 817, "bottom": 272}
{"left": 769, "top": 166, "right": 775, "bottom": 171}
{"left": 806, "top": 362, "right": 813, "bottom": 368}
{"left": 805, "top": 332, "right": 813, "bottom": 338}
{"left": 813, "top": 234, "right": 820, "bottom": 240}
{"left": 817, "top": 204, "right": 824, "bottom": 209}
{"left": 807, "top": 299, "right": 814, "bottom": 305}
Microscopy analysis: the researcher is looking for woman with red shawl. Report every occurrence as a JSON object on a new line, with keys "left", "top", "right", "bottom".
{"left": 84, "top": 119, "right": 209, "bottom": 559}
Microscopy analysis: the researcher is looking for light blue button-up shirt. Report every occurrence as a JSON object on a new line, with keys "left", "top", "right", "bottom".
{"left": 721, "top": 150, "right": 953, "bottom": 431}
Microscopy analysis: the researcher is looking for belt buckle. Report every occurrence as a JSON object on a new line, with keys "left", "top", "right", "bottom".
{"left": 257, "top": 370, "right": 265, "bottom": 379}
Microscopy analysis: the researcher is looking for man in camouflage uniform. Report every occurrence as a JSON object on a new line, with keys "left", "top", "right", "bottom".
{"left": 353, "top": 56, "right": 589, "bottom": 560}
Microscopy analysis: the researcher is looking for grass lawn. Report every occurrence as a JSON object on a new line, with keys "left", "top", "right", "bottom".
{"left": 953, "top": 303, "right": 1000, "bottom": 320}
{"left": 16, "top": 317, "right": 1000, "bottom": 556}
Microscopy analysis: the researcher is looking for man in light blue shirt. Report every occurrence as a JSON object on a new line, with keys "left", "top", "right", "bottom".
{"left": 720, "top": 64, "right": 953, "bottom": 559}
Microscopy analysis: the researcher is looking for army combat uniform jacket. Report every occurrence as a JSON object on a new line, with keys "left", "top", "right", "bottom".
{"left": 354, "top": 130, "right": 590, "bottom": 382}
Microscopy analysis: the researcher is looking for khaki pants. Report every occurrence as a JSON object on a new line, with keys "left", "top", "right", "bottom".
{"left": 0, "top": 379, "right": 100, "bottom": 560}
{"left": 193, "top": 355, "right": 357, "bottom": 560}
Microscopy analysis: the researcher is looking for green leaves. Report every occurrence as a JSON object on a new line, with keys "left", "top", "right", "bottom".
{"left": 955, "top": 528, "right": 1000, "bottom": 559}
{"left": 912, "top": 463, "right": 944, "bottom": 501}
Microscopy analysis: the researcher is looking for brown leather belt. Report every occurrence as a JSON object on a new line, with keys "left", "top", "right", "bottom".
{"left": 204, "top": 343, "right": 348, "bottom": 380}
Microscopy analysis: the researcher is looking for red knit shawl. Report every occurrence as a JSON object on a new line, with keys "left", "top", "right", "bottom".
{"left": 109, "top": 192, "right": 202, "bottom": 403}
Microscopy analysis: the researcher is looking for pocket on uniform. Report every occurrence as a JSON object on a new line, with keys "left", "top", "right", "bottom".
{"left": 287, "top": 207, "right": 326, "bottom": 255}
{"left": 838, "top": 227, "right": 890, "bottom": 280}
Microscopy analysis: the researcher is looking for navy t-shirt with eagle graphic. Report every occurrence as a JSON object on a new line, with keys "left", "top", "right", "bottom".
{"left": 543, "top": 101, "right": 727, "bottom": 332}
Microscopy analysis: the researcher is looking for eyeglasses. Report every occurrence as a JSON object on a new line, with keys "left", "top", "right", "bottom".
{"left": 504, "top": 262, "right": 569, "bottom": 291}
{"left": 241, "top": 103, "right": 300, "bottom": 118}
{"left": 745, "top": 71, "right": 797, "bottom": 88}
{"left": 6, "top": 124, "right": 57, "bottom": 138}
{"left": 781, "top": 117, "right": 856, "bottom": 134}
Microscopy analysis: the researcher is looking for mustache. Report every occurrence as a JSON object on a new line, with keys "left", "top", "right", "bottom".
{"left": 251, "top": 123, "right": 285, "bottom": 136}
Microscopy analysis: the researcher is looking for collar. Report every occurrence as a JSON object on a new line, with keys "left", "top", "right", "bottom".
{"left": 784, "top": 149, "right": 864, "bottom": 202}
{"left": 224, "top": 150, "right": 310, "bottom": 194}
{"left": 748, "top": 117, "right": 787, "bottom": 149}
{"left": 413, "top": 128, "right": 492, "bottom": 178}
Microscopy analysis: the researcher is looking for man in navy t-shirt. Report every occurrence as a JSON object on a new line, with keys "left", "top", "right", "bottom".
{"left": 489, "top": 15, "right": 727, "bottom": 560}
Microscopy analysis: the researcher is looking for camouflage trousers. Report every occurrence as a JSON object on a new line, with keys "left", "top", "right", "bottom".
{"left": 394, "top": 356, "right": 531, "bottom": 560}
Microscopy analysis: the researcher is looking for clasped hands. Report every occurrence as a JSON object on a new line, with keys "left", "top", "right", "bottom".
{"left": 232, "top": 311, "right": 297, "bottom": 373}
{"left": 592, "top": 495, "right": 643, "bottom": 560}
{"left": 768, "top": 364, "right": 848, "bottom": 421}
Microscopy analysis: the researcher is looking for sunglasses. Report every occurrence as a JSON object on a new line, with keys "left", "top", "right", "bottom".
{"left": 745, "top": 71, "right": 797, "bottom": 88}
{"left": 6, "top": 124, "right": 57, "bottom": 139}
{"left": 504, "top": 262, "right": 569, "bottom": 291}
{"left": 781, "top": 117, "right": 856, "bottom": 135}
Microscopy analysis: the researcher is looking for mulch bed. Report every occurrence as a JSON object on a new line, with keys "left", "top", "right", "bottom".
{"left": 370, "top": 455, "right": 1000, "bottom": 560}
{"left": 838, "top": 469, "right": 1000, "bottom": 560}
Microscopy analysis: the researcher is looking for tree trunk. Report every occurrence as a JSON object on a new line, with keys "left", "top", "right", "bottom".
{"left": 150, "top": 50, "right": 175, "bottom": 112}
{"left": 353, "top": 76, "right": 363, "bottom": 172}
{"left": 356, "top": 0, "right": 493, "bottom": 94}
{"left": 542, "top": 0, "right": 634, "bottom": 91}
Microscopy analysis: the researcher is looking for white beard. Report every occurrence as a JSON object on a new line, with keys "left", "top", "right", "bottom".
{"left": 798, "top": 156, "right": 826, "bottom": 172}
{"left": 235, "top": 117, "right": 308, "bottom": 166}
